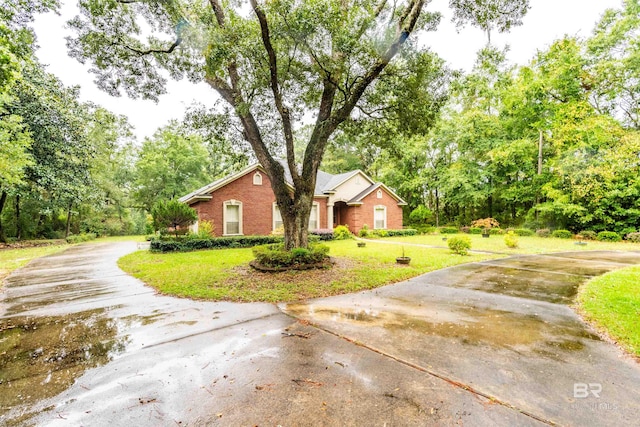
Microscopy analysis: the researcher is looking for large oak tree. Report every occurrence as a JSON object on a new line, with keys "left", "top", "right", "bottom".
{"left": 67, "top": 0, "right": 519, "bottom": 249}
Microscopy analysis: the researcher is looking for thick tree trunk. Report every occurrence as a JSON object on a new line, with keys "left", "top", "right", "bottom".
{"left": 15, "top": 194, "right": 21, "bottom": 240}
{"left": 0, "top": 190, "right": 7, "bottom": 243}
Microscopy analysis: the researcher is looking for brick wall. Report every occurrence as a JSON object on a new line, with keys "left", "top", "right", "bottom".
{"left": 354, "top": 188, "right": 403, "bottom": 233}
{"left": 190, "top": 170, "right": 330, "bottom": 236}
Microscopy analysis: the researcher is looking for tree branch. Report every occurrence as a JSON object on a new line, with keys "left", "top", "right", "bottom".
{"left": 122, "top": 37, "right": 182, "bottom": 56}
{"left": 250, "top": 0, "right": 299, "bottom": 185}
{"left": 206, "top": 0, "right": 287, "bottom": 200}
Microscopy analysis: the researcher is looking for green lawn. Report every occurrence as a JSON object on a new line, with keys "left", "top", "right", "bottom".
{"left": 0, "top": 245, "right": 69, "bottom": 284}
{"left": 381, "top": 233, "right": 640, "bottom": 254}
{"left": 578, "top": 266, "right": 640, "bottom": 357}
{"left": 117, "top": 239, "right": 504, "bottom": 302}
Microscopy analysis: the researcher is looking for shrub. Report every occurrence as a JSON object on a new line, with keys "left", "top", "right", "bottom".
{"left": 439, "top": 226, "right": 459, "bottom": 234}
{"left": 536, "top": 228, "right": 551, "bottom": 238}
{"left": 358, "top": 224, "right": 370, "bottom": 238}
{"left": 460, "top": 226, "right": 470, "bottom": 234}
{"left": 448, "top": 236, "right": 471, "bottom": 255}
{"left": 578, "top": 230, "right": 597, "bottom": 240}
{"left": 409, "top": 205, "right": 432, "bottom": 224}
{"left": 189, "top": 220, "right": 215, "bottom": 239}
{"left": 489, "top": 228, "right": 505, "bottom": 235}
{"left": 626, "top": 232, "right": 640, "bottom": 243}
{"left": 311, "top": 229, "right": 334, "bottom": 241}
{"left": 597, "top": 231, "right": 622, "bottom": 242}
{"left": 66, "top": 233, "right": 97, "bottom": 244}
{"left": 150, "top": 235, "right": 284, "bottom": 252}
{"left": 333, "top": 225, "right": 353, "bottom": 240}
{"left": 374, "top": 229, "right": 389, "bottom": 237}
{"left": 151, "top": 200, "right": 197, "bottom": 236}
{"left": 252, "top": 243, "right": 330, "bottom": 267}
{"left": 504, "top": 231, "right": 519, "bottom": 248}
{"left": 471, "top": 218, "right": 500, "bottom": 229}
{"left": 552, "top": 229, "right": 573, "bottom": 239}
{"left": 514, "top": 228, "right": 534, "bottom": 236}
{"left": 384, "top": 229, "right": 418, "bottom": 237}
{"left": 417, "top": 226, "right": 437, "bottom": 234}
{"left": 468, "top": 227, "right": 483, "bottom": 234}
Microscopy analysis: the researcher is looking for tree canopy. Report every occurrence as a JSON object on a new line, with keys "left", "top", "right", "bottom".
{"left": 66, "top": 0, "right": 530, "bottom": 249}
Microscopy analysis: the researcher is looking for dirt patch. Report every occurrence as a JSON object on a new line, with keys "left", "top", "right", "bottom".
{"left": 0, "top": 240, "right": 67, "bottom": 250}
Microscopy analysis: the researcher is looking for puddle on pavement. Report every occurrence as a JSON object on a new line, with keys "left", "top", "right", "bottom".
{"left": 2, "top": 281, "right": 116, "bottom": 315}
{"left": 285, "top": 303, "right": 599, "bottom": 355}
{"left": 0, "top": 309, "right": 127, "bottom": 424}
{"left": 484, "top": 257, "right": 616, "bottom": 277}
{"left": 438, "top": 265, "right": 585, "bottom": 304}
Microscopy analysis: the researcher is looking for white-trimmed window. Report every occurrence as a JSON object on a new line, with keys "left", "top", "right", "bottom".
{"left": 223, "top": 200, "right": 242, "bottom": 235}
{"left": 376, "top": 189, "right": 383, "bottom": 199}
{"left": 253, "top": 172, "right": 262, "bottom": 185}
{"left": 273, "top": 202, "right": 319, "bottom": 231}
{"left": 374, "top": 205, "right": 387, "bottom": 230}
{"left": 273, "top": 202, "right": 283, "bottom": 231}
{"left": 309, "top": 202, "right": 319, "bottom": 230}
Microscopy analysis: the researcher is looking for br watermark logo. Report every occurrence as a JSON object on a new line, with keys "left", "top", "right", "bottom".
{"left": 571, "top": 383, "right": 619, "bottom": 412}
{"left": 573, "top": 383, "right": 602, "bottom": 398}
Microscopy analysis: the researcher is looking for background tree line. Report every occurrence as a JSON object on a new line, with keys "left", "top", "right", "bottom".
{"left": 1, "top": 0, "right": 638, "bottom": 241}
{"left": 323, "top": 0, "right": 640, "bottom": 235}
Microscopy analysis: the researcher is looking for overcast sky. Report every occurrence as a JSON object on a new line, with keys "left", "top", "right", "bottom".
{"left": 33, "top": 0, "right": 623, "bottom": 141}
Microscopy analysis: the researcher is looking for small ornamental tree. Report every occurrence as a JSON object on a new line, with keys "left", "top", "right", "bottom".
{"left": 151, "top": 200, "right": 197, "bottom": 237}
{"left": 471, "top": 218, "right": 500, "bottom": 230}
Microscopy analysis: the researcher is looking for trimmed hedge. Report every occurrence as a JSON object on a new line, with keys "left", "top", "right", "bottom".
{"left": 468, "top": 227, "right": 483, "bottom": 234}
{"left": 311, "top": 229, "right": 334, "bottom": 241}
{"left": 439, "top": 226, "right": 459, "bottom": 234}
{"left": 489, "top": 228, "right": 505, "bottom": 235}
{"left": 371, "top": 228, "right": 418, "bottom": 237}
{"left": 552, "top": 229, "right": 573, "bottom": 239}
{"left": 597, "top": 231, "right": 622, "bottom": 242}
{"left": 150, "top": 235, "right": 284, "bottom": 252}
{"left": 514, "top": 228, "right": 534, "bottom": 236}
{"left": 252, "top": 243, "right": 330, "bottom": 268}
{"left": 578, "top": 230, "right": 597, "bottom": 240}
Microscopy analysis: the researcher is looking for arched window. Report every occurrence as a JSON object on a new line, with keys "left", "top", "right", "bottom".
{"left": 223, "top": 200, "right": 243, "bottom": 235}
{"left": 253, "top": 172, "right": 262, "bottom": 185}
{"left": 376, "top": 189, "right": 383, "bottom": 199}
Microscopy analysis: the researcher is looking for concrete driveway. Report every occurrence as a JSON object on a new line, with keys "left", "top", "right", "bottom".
{"left": 1, "top": 242, "right": 639, "bottom": 426}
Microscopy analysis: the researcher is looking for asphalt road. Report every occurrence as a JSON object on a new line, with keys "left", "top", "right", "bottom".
{"left": 1, "top": 242, "right": 639, "bottom": 426}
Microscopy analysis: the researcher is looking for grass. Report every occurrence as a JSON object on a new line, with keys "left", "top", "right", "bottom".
{"left": 578, "top": 266, "right": 640, "bottom": 357}
{"left": 0, "top": 245, "right": 69, "bottom": 285}
{"left": 381, "top": 233, "right": 640, "bottom": 254}
{"left": 117, "top": 239, "right": 504, "bottom": 302}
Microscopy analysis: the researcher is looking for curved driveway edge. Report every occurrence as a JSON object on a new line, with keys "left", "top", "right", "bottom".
{"left": 1, "top": 243, "right": 639, "bottom": 426}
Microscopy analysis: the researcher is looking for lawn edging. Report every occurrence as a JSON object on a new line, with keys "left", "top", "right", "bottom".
{"left": 576, "top": 265, "right": 640, "bottom": 358}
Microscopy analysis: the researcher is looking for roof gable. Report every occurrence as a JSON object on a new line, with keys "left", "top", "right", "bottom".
{"left": 179, "top": 161, "right": 404, "bottom": 205}
{"left": 348, "top": 183, "right": 407, "bottom": 206}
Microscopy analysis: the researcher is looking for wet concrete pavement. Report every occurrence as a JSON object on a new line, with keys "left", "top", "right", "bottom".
{"left": 1, "top": 244, "right": 639, "bottom": 426}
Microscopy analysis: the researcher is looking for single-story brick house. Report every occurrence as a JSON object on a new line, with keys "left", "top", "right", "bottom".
{"left": 179, "top": 162, "right": 406, "bottom": 236}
